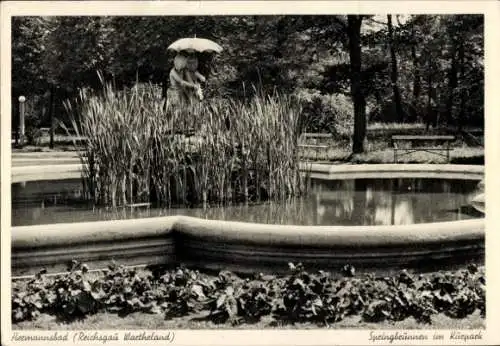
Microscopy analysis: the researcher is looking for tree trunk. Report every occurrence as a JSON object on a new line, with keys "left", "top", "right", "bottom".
{"left": 274, "top": 16, "right": 287, "bottom": 59}
{"left": 271, "top": 17, "right": 288, "bottom": 88}
{"left": 387, "top": 15, "right": 404, "bottom": 122}
{"left": 426, "top": 55, "right": 434, "bottom": 130}
{"left": 410, "top": 30, "right": 421, "bottom": 122}
{"left": 347, "top": 15, "right": 366, "bottom": 154}
{"left": 49, "top": 86, "right": 55, "bottom": 149}
{"left": 13, "top": 97, "right": 19, "bottom": 145}
{"left": 445, "top": 40, "right": 458, "bottom": 125}
{"left": 458, "top": 42, "right": 466, "bottom": 131}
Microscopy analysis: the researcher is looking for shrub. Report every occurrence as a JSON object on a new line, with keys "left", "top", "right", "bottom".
{"left": 295, "top": 89, "right": 353, "bottom": 138}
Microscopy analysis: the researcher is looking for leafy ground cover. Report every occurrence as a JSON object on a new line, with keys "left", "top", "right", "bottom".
{"left": 12, "top": 261, "right": 485, "bottom": 329}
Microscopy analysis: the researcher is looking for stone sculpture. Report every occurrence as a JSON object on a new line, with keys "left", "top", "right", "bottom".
{"left": 168, "top": 53, "right": 205, "bottom": 106}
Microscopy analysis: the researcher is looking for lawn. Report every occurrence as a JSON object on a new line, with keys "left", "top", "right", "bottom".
{"left": 13, "top": 142, "right": 483, "bottom": 165}
{"left": 13, "top": 310, "right": 484, "bottom": 330}
{"left": 13, "top": 137, "right": 484, "bottom": 165}
{"left": 299, "top": 123, "right": 484, "bottom": 164}
{"left": 300, "top": 146, "right": 484, "bottom": 164}
{"left": 12, "top": 122, "right": 484, "bottom": 167}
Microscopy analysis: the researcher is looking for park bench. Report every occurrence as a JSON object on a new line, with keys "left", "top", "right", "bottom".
{"left": 391, "top": 135, "right": 455, "bottom": 163}
{"left": 298, "top": 133, "right": 333, "bottom": 160}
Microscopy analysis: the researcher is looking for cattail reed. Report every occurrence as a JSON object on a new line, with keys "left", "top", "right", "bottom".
{"left": 64, "top": 82, "right": 306, "bottom": 208}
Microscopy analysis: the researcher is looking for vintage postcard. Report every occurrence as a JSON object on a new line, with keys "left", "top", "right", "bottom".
{"left": 1, "top": 1, "right": 499, "bottom": 345}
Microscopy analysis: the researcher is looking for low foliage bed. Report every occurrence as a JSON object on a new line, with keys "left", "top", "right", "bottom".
{"left": 12, "top": 261, "right": 485, "bottom": 328}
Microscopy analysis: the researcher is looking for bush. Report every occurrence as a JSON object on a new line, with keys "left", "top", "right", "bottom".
{"left": 368, "top": 100, "right": 414, "bottom": 123}
{"left": 295, "top": 89, "right": 353, "bottom": 138}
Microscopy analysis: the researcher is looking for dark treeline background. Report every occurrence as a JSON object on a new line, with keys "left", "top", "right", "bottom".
{"left": 12, "top": 15, "right": 483, "bottom": 153}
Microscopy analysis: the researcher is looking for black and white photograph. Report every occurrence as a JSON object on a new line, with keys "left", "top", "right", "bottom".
{"left": 1, "top": 1, "right": 499, "bottom": 345}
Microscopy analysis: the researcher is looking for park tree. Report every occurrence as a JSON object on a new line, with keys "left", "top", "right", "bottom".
{"left": 39, "top": 17, "right": 115, "bottom": 145}
{"left": 12, "top": 17, "right": 50, "bottom": 97}
{"left": 441, "top": 15, "right": 483, "bottom": 130}
{"left": 11, "top": 17, "right": 52, "bottom": 142}
{"left": 345, "top": 15, "right": 366, "bottom": 154}
{"left": 11, "top": 14, "right": 483, "bottom": 151}
{"left": 386, "top": 14, "right": 403, "bottom": 123}
{"left": 391, "top": 14, "right": 483, "bottom": 129}
{"left": 42, "top": 17, "right": 115, "bottom": 92}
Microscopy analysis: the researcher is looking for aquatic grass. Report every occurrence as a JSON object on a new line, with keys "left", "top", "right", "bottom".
{"left": 64, "top": 83, "right": 306, "bottom": 207}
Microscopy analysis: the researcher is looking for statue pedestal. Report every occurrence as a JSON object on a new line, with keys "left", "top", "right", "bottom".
{"left": 470, "top": 179, "right": 485, "bottom": 214}
{"left": 470, "top": 193, "right": 484, "bottom": 214}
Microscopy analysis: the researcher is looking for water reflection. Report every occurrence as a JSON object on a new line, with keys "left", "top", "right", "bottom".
{"left": 11, "top": 178, "right": 480, "bottom": 226}
{"left": 311, "top": 178, "right": 478, "bottom": 226}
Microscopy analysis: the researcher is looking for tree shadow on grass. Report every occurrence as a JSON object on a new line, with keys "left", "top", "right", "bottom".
{"left": 187, "top": 311, "right": 272, "bottom": 327}
{"left": 450, "top": 155, "right": 484, "bottom": 165}
{"left": 268, "top": 312, "right": 327, "bottom": 329}
{"left": 188, "top": 312, "right": 229, "bottom": 325}
{"left": 52, "top": 311, "right": 90, "bottom": 325}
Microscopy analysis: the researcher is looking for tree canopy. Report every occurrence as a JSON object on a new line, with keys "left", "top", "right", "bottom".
{"left": 12, "top": 14, "right": 484, "bottom": 152}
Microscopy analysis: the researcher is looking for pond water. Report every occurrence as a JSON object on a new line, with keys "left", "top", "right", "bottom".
{"left": 11, "top": 178, "right": 482, "bottom": 227}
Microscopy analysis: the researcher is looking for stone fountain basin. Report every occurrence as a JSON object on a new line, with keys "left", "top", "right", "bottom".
{"left": 10, "top": 164, "right": 485, "bottom": 276}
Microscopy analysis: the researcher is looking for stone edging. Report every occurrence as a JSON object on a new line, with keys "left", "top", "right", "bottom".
{"left": 12, "top": 216, "right": 484, "bottom": 276}
{"left": 12, "top": 163, "right": 484, "bottom": 182}
{"left": 303, "top": 163, "right": 484, "bottom": 180}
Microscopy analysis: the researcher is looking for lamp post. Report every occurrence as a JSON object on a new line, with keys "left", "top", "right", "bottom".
{"left": 18, "top": 95, "right": 26, "bottom": 147}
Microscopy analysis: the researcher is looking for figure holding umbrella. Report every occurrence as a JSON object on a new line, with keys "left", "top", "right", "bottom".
{"left": 168, "top": 53, "right": 201, "bottom": 105}
{"left": 167, "top": 37, "right": 223, "bottom": 106}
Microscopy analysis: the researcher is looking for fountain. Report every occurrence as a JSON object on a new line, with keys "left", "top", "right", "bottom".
{"left": 470, "top": 179, "right": 485, "bottom": 214}
{"left": 11, "top": 163, "right": 484, "bottom": 276}
{"left": 10, "top": 38, "right": 484, "bottom": 277}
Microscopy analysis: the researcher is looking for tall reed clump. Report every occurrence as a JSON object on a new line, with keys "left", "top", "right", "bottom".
{"left": 65, "top": 82, "right": 306, "bottom": 208}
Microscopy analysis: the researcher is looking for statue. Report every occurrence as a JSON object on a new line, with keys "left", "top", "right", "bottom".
{"left": 168, "top": 53, "right": 205, "bottom": 106}
{"left": 470, "top": 179, "right": 484, "bottom": 214}
{"left": 167, "top": 37, "right": 222, "bottom": 106}
{"left": 185, "top": 53, "right": 206, "bottom": 101}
